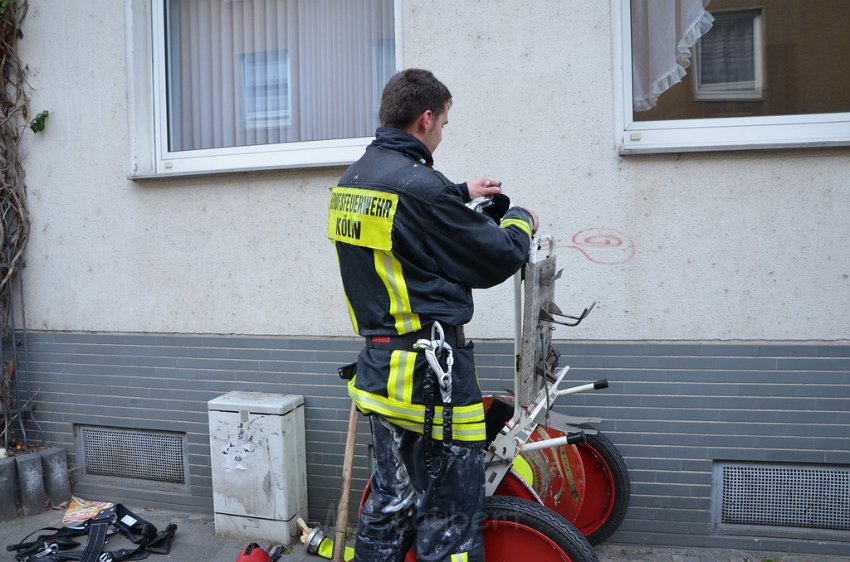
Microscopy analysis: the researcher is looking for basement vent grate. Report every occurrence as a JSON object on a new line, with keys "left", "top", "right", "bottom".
{"left": 77, "top": 425, "right": 187, "bottom": 484}
{"left": 718, "top": 462, "right": 850, "bottom": 532}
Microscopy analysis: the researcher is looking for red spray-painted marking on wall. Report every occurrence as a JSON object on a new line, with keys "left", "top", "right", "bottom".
{"left": 560, "top": 227, "right": 636, "bottom": 265}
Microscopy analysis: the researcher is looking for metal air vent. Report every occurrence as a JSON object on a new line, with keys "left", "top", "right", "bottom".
{"left": 715, "top": 462, "right": 850, "bottom": 532}
{"left": 76, "top": 425, "right": 187, "bottom": 485}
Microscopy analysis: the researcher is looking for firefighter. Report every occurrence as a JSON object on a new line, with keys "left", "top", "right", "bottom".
{"left": 327, "top": 68, "right": 538, "bottom": 562}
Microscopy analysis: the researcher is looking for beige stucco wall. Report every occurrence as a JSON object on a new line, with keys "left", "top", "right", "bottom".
{"left": 16, "top": 0, "right": 850, "bottom": 341}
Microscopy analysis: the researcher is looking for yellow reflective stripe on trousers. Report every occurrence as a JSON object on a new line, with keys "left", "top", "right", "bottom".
{"left": 500, "top": 217, "right": 532, "bottom": 239}
{"left": 387, "top": 351, "right": 415, "bottom": 404}
{"left": 451, "top": 553, "right": 468, "bottom": 562}
{"left": 373, "top": 249, "right": 421, "bottom": 334}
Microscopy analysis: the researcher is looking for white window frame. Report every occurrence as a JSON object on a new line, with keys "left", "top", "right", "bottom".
{"left": 612, "top": 0, "right": 850, "bottom": 154}
{"left": 126, "top": 0, "right": 403, "bottom": 178}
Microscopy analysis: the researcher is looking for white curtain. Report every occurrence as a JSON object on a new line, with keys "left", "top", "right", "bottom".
{"left": 630, "top": 0, "right": 714, "bottom": 112}
{"left": 167, "top": 0, "right": 395, "bottom": 151}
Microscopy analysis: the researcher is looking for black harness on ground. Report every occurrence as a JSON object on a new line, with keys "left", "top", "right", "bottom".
{"left": 6, "top": 504, "right": 177, "bottom": 562}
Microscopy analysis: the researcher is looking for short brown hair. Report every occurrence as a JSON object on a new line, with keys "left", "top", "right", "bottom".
{"left": 379, "top": 68, "right": 453, "bottom": 129}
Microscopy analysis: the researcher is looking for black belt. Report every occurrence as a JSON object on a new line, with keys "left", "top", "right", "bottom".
{"left": 365, "top": 324, "right": 465, "bottom": 350}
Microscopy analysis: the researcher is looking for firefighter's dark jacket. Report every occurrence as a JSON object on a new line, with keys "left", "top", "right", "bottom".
{"left": 328, "top": 126, "right": 534, "bottom": 441}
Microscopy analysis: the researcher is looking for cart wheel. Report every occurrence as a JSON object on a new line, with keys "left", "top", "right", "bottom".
{"left": 500, "top": 424, "right": 631, "bottom": 545}
{"left": 571, "top": 424, "right": 631, "bottom": 545}
{"left": 483, "top": 496, "right": 598, "bottom": 562}
{"left": 519, "top": 426, "right": 587, "bottom": 521}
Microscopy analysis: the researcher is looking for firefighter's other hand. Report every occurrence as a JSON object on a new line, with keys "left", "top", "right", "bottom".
{"left": 467, "top": 177, "right": 502, "bottom": 200}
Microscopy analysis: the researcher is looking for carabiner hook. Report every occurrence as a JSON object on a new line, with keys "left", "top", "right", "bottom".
{"left": 430, "top": 321, "right": 445, "bottom": 352}
{"left": 413, "top": 321, "right": 453, "bottom": 404}
{"left": 32, "top": 543, "right": 60, "bottom": 559}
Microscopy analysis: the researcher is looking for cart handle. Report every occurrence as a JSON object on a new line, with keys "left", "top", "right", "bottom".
{"left": 518, "top": 431, "right": 586, "bottom": 453}
{"left": 556, "top": 379, "right": 608, "bottom": 397}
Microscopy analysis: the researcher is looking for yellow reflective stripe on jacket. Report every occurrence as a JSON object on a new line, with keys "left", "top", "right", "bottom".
{"left": 348, "top": 378, "right": 486, "bottom": 442}
{"left": 390, "top": 418, "right": 486, "bottom": 441}
{"left": 334, "top": 248, "right": 360, "bottom": 333}
{"left": 343, "top": 289, "right": 359, "bottom": 334}
{"left": 500, "top": 217, "right": 532, "bottom": 239}
{"left": 373, "top": 249, "right": 422, "bottom": 334}
{"left": 348, "top": 379, "right": 485, "bottom": 423}
{"left": 388, "top": 351, "right": 415, "bottom": 404}
{"left": 451, "top": 553, "right": 469, "bottom": 562}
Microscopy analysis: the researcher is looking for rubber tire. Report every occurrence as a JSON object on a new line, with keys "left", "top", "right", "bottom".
{"left": 575, "top": 424, "right": 631, "bottom": 545}
{"left": 484, "top": 496, "right": 598, "bottom": 562}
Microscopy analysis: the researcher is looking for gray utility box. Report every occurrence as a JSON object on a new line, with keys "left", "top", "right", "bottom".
{"left": 208, "top": 392, "right": 307, "bottom": 545}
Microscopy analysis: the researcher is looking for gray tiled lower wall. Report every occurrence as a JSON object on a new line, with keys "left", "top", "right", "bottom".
{"left": 15, "top": 332, "right": 850, "bottom": 556}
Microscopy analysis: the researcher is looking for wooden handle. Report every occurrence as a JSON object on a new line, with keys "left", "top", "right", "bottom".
{"left": 332, "top": 402, "right": 359, "bottom": 561}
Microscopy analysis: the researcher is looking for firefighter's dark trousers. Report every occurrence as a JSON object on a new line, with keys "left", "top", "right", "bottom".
{"left": 354, "top": 415, "right": 486, "bottom": 562}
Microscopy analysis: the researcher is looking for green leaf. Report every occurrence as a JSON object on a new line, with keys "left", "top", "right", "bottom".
{"left": 30, "top": 110, "right": 48, "bottom": 133}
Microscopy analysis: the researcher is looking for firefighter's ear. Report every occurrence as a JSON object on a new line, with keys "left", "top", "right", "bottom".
{"left": 416, "top": 109, "right": 434, "bottom": 132}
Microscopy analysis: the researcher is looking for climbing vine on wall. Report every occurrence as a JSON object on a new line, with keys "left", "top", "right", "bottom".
{"left": 0, "top": 0, "right": 31, "bottom": 335}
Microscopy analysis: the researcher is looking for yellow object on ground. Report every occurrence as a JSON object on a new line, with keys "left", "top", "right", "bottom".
{"left": 315, "top": 536, "right": 355, "bottom": 561}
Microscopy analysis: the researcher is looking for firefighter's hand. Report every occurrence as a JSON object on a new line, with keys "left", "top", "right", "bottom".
{"left": 528, "top": 209, "right": 540, "bottom": 234}
{"left": 467, "top": 177, "right": 502, "bottom": 200}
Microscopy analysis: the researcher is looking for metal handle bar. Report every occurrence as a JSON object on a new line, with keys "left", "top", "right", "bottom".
{"left": 556, "top": 379, "right": 608, "bottom": 398}
{"left": 518, "top": 431, "right": 586, "bottom": 453}
{"left": 539, "top": 301, "right": 596, "bottom": 327}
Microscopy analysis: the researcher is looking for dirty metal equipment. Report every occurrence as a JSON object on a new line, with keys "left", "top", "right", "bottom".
{"left": 483, "top": 235, "right": 604, "bottom": 497}
{"left": 484, "top": 234, "right": 631, "bottom": 547}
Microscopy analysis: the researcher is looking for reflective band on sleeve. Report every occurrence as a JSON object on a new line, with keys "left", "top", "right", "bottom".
{"left": 327, "top": 187, "right": 398, "bottom": 250}
{"left": 500, "top": 217, "right": 532, "bottom": 239}
{"left": 451, "top": 552, "right": 469, "bottom": 561}
{"left": 374, "top": 249, "right": 422, "bottom": 334}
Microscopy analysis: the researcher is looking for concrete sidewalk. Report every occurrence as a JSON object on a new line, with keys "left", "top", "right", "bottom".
{"left": 1, "top": 506, "right": 846, "bottom": 562}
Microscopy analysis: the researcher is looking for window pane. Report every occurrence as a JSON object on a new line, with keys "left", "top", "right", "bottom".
{"left": 166, "top": 0, "right": 395, "bottom": 152}
{"left": 698, "top": 12, "right": 756, "bottom": 85}
{"left": 632, "top": 0, "right": 850, "bottom": 122}
{"left": 241, "top": 50, "right": 291, "bottom": 128}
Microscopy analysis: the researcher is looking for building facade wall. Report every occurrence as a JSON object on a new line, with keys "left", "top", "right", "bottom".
{"left": 16, "top": 1, "right": 850, "bottom": 341}
{"left": 7, "top": 0, "right": 850, "bottom": 557}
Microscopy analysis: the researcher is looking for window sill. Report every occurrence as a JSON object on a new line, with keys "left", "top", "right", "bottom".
{"left": 619, "top": 115, "right": 850, "bottom": 155}
{"left": 130, "top": 137, "right": 372, "bottom": 179}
